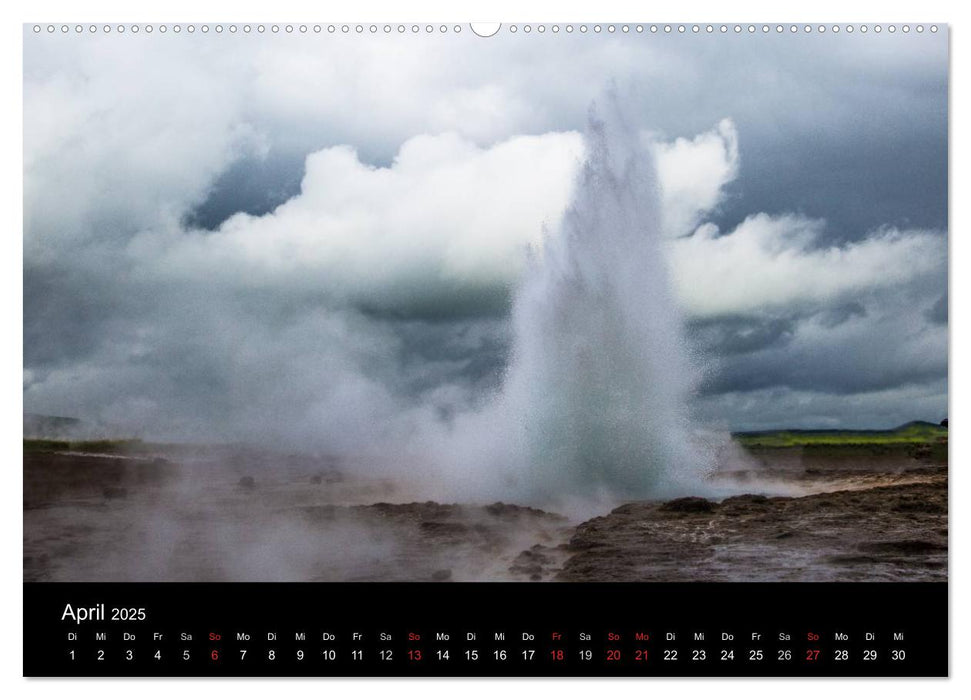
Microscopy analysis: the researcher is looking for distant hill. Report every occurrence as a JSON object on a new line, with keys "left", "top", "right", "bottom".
{"left": 733, "top": 420, "right": 947, "bottom": 448}
{"left": 23, "top": 413, "right": 83, "bottom": 438}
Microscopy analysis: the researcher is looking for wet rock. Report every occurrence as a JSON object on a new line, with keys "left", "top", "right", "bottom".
{"left": 722, "top": 494, "right": 769, "bottom": 506}
{"left": 238, "top": 476, "right": 256, "bottom": 489}
{"left": 909, "top": 444, "right": 933, "bottom": 460}
{"left": 659, "top": 497, "right": 716, "bottom": 513}
{"left": 903, "top": 466, "right": 938, "bottom": 475}
{"left": 859, "top": 539, "right": 947, "bottom": 554}
{"left": 364, "top": 501, "right": 458, "bottom": 521}
{"left": 609, "top": 503, "right": 644, "bottom": 516}
{"left": 827, "top": 554, "right": 884, "bottom": 566}
{"left": 431, "top": 569, "right": 451, "bottom": 581}
{"left": 420, "top": 521, "right": 470, "bottom": 538}
{"left": 102, "top": 486, "right": 128, "bottom": 499}
{"left": 720, "top": 494, "right": 771, "bottom": 516}
{"left": 891, "top": 498, "right": 946, "bottom": 514}
{"left": 484, "top": 502, "right": 562, "bottom": 520}
{"left": 510, "top": 545, "right": 555, "bottom": 580}
{"left": 517, "top": 546, "right": 551, "bottom": 563}
{"left": 565, "top": 534, "right": 607, "bottom": 551}
{"left": 558, "top": 476, "right": 947, "bottom": 583}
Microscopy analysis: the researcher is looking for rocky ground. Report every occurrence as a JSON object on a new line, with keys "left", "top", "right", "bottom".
{"left": 24, "top": 444, "right": 947, "bottom": 582}
{"left": 557, "top": 468, "right": 946, "bottom": 582}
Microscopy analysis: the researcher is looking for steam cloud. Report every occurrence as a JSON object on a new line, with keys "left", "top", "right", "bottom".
{"left": 493, "top": 100, "right": 710, "bottom": 500}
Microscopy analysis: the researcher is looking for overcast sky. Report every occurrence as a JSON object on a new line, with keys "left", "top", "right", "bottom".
{"left": 23, "top": 27, "right": 948, "bottom": 444}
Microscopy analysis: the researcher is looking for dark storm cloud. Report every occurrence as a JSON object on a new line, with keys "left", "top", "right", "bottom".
{"left": 815, "top": 302, "right": 867, "bottom": 329}
{"left": 390, "top": 319, "right": 510, "bottom": 398}
{"left": 356, "top": 283, "right": 512, "bottom": 322}
{"left": 688, "top": 316, "right": 797, "bottom": 357}
{"left": 694, "top": 378, "right": 948, "bottom": 433}
{"left": 926, "top": 294, "right": 948, "bottom": 325}
{"left": 713, "top": 127, "right": 947, "bottom": 240}
{"left": 183, "top": 150, "right": 307, "bottom": 231}
{"left": 700, "top": 337, "right": 947, "bottom": 397}
{"left": 691, "top": 279, "right": 946, "bottom": 403}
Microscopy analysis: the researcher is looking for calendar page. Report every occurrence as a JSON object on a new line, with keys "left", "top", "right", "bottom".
{"left": 22, "top": 20, "right": 948, "bottom": 677}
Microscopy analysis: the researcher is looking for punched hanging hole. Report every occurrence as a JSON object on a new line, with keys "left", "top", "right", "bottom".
{"left": 470, "top": 23, "right": 501, "bottom": 38}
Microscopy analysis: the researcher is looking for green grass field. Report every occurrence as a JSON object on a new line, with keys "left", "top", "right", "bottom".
{"left": 24, "top": 420, "right": 948, "bottom": 456}
{"left": 23, "top": 438, "right": 149, "bottom": 454}
{"left": 733, "top": 421, "right": 947, "bottom": 448}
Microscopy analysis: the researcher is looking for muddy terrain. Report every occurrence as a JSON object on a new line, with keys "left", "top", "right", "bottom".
{"left": 24, "top": 443, "right": 946, "bottom": 582}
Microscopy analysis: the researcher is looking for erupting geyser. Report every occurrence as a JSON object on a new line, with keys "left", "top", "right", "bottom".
{"left": 499, "top": 98, "right": 713, "bottom": 501}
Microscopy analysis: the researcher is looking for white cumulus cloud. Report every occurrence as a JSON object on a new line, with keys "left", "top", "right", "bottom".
{"left": 653, "top": 118, "right": 739, "bottom": 237}
{"left": 670, "top": 214, "right": 945, "bottom": 318}
{"left": 136, "top": 131, "right": 584, "bottom": 316}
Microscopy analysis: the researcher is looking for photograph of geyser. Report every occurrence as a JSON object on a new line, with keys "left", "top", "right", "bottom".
{"left": 24, "top": 25, "right": 947, "bottom": 583}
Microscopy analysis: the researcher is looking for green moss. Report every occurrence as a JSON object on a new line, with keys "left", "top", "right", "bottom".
{"left": 23, "top": 438, "right": 147, "bottom": 454}
{"left": 22, "top": 439, "right": 70, "bottom": 453}
{"left": 733, "top": 421, "right": 948, "bottom": 448}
